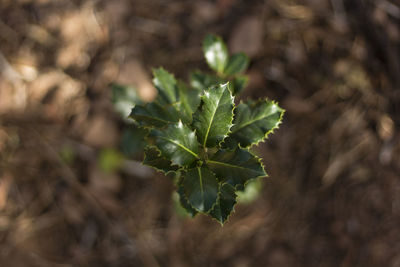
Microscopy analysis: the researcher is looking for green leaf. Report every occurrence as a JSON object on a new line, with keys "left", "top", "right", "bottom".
{"left": 209, "top": 183, "right": 237, "bottom": 224}
{"left": 129, "top": 102, "right": 180, "bottom": 128}
{"left": 230, "top": 75, "right": 248, "bottom": 96}
{"left": 153, "top": 121, "right": 200, "bottom": 166}
{"left": 203, "top": 34, "right": 229, "bottom": 74}
{"left": 190, "top": 71, "right": 224, "bottom": 91}
{"left": 192, "top": 83, "right": 234, "bottom": 147}
{"left": 225, "top": 99, "right": 284, "bottom": 148}
{"left": 223, "top": 53, "right": 249, "bottom": 76}
{"left": 111, "top": 83, "right": 142, "bottom": 118}
{"left": 120, "top": 126, "right": 147, "bottom": 157}
{"left": 153, "top": 68, "right": 178, "bottom": 104}
{"left": 143, "top": 147, "right": 179, "bottom": 174}
{"left": 175, "top": 81, "right": 201, "bottom": 123}
{"left": 183, "top": 167, "right": 219, "bottom": 212}
{"left": 177, "top": 183, "right": 198, "bottom": 217}
{"left": 206, "top": 148, "right": 266, "bottom": 189}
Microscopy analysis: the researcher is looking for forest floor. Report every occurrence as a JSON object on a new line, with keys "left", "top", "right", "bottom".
{"left": 0, "top": 0, "right": 399, "bottom": 266}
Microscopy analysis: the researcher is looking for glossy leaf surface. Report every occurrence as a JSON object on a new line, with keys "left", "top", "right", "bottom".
{"left": 153, "top": 121, "right": 200, "bottom": 166}
{"left": 192, "top": 83, "right": 234, "bottom": 147}
{"left": 226, "top": 100, "right": 284, "bottom": 148}
{"left": 203, "top": 34, "right": 228, "bottom": 74}
{"left": 209, "top": 183, "right": 237, "bottom": 224}
{"left": 207, "top": 148, "right": 266, "bottom": 188}
{"left": 183, "top": 167, "right": 219, "bottom": 212}
{"left": 125, "top": 34, "right": 285, "bottom": 225}
{"left": 129, "top": 102, "right": 180, "bottom": 128}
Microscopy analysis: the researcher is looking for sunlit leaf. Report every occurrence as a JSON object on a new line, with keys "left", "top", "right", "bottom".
{"left": 207, "top": 148, "right": 266, "bottom": 189}
{"left": 129, "top": 102, "right": 180, "bottom": 128}
{"left": 153, "top": 121, "right": 200, "bottom": 166}
{"left": 225, "top": 99, "right": 284, "bottom": 148}
{"left": 203, "top": 34, "right": 229, "bottom": 74}
{"left": 192, "top": 83, "right": 234, "bottom": 147}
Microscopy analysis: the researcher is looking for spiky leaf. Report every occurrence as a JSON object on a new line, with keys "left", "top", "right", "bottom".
{"left": 183, "top": 167, "right": 219, "bottom": 212}
{"left": 129, "top": 102, "right": 180, "bottom": 128}
{"left": 203, "top": 34, "right": 228, "bottom": 74}
{"left": 143, "top": 147, "right": 179, "bottom": 174}
{"left": 175, "top": 81, "right": 201, "bottom": 123}
{"left": 178, "top": 183, "right": 198, "bottom": 217}
{"left": 207, "top": 148, "right": 266, "bottom": 189}
{"left": 153, "top": 121, "right": 200, "bottom": 166}
{"left": 225, "top": 100, "right": 284, "bottom": 148}
{"left": 153, "top": 68, "right": 178, "bottom": 104}
{"left": 224, "top": 53, "right": 249, "bottom": 76}
{"left": 192, "top": 83, "right": 234, "bottom": 147}
{"left": 209, "top": 183, "right": 237, "bottom": 224}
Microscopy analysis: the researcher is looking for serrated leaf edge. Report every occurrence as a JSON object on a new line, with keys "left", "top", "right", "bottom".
{"left": 232, "top": 98, "right": 285, "bottom": 149}
{"left": 129, "top": 101, "right": 181, "bottom": 129}
{"left": 194, "top": 82, "right": 235, "bottom": 147}
{"left": 142, "top": 146, "right": 181, "bottom": 175}
{"left": 209, "top": 182, "right": 238, "bottom": 226}
{"left": 217, "top": 83, "right": 236, "bottom": 148}
{"left": 182, "top": 167, "right": 220, "bottom": 214}
{"left": 177, "top": 179, "right": 198, "bottom": 218}
{"left": 206, "top": 148, "right": 268, "bottom": 190}
{"left": 155, "top": 120, "right": 201, "bottom": 167}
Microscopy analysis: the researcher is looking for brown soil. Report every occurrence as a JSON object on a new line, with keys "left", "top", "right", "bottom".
{"left": 0, "top": 0, "right": 399, "bottom": 266}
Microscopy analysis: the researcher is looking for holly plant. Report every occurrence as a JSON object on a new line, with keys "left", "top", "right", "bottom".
{"left": 129, "top": 34, "right": 284, "bottom": 224}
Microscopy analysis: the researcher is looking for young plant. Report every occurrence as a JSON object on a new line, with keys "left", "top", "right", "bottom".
{"left": 129, "top": 34, "right": 284, "bottom": 224}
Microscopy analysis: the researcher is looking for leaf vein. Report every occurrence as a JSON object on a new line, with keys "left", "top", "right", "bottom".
{"left": 160, "top": 137, "right": 199, "bottom": 158}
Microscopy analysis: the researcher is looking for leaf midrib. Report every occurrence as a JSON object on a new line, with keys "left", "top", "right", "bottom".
{"left": 206, "top": 160, "right": 263, "bottom": 175}
{"left": 203, "top": 91, "right": 223, "bottom": 147}
{"left": 197, "top": 167, "right": 204, "bottom": 202}
{"left": 160, "top": 137, "right": 199, "bottom": 159}
{"left": 231, "top": 108, "right": 277, "bottom": 134}
{"left": 135, "top": 113, "right": 172, "bottom": 125}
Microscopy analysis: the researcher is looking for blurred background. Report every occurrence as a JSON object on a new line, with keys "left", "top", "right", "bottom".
{"left": 0, "top": 0, "right": 399, "bottom": 266}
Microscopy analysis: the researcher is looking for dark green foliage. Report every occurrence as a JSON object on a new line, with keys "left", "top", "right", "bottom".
{"left": 129, "top": 34, "right": 284, "bottom": 224}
